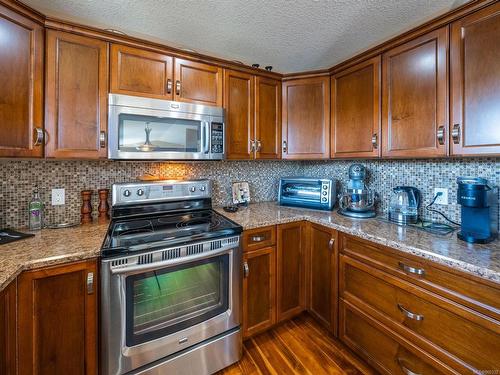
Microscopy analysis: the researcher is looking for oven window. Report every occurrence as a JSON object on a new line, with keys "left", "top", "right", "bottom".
{"left": 118, "top": 113, "right": 202, "bottom": 153}
{"left": 281, "top": 182, "right": 321, "bottom": 201}
{"left": 125, "top": 255, "right": 229, "bottom": 346}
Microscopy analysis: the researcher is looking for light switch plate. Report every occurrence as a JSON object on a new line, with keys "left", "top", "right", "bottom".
{"left": 51, "top": 188, "right": 65, "bottom": 205}
{"left": 433, "top": 188, "right": 448, "bottom": 205}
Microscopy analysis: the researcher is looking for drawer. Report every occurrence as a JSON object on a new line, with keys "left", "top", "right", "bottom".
{"left": 340, "top": 299, "right": 456, "bottom": 375}
{"left": 340, "top": 255, "right": 500, "bottom": 373}
{"left": 242, "top": 225, "right": 276, "bottom": 252}
{"left": 340, "top": 234, "right": 500, "bottom": 320}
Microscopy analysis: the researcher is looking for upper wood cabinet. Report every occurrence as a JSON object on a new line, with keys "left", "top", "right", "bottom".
{"left": 0, "top": 280, "right": 16, "bottom": 375}
{"left": 255, "top": 77, "right": 281, "bottom": 159}
{"left": 282, "top": 76, "right": 330, "bottom": 159}
{"left": 382, "top": 27, "right": 448, "bottom": 158}
{"left": 110, "top": 44, "right": 173, "bottom": 100}
{"left": 331, "top": 56, "right": 381, "bottom": 158}
{"left": 0, "top": 4, "right": 44, "bottom": 158}
{"left": 18, "top": 260, "right": 98, "bottom": 375}
{"left": 45, "top": 31, "right": 109, "bottom": 159}
{"left": 224, "top": 69, "right": 255, "bottom": 159}
{"left": 450, "top": 2, "right": 500, "bottom": 156}
{"left": 276, "top": 222, "right": 306, "bottom": 322}
{"left": 174, "top": 58, "right": 222, "bottom": 106}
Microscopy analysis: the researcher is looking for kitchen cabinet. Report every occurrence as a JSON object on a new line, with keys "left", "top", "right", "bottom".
{"left": 255, "top": 76, "right": 281, "bottom": 159}
{"left": 224, "top": 69, "right": 255, "bottom": 159}
{"left": 174, "top": 58, "right": 222, "bottom": 106}
{"left": 276, "top": 222, "right": 306, "bottom": 322}
{"left": 331, "top": 56, "right": 381, "bottom": 158}
{"left": 45, "top": 30, "right": 109, "bottom": 159}
{"left": 450, "top": 2, "right": 500, "bottom": 156}
{"left": 0, "top": 280, "right": 16, "bottom": 375}
{"left": 0, "top": 4, "right": 44, "bottom": 158}
{"left": 282, "top": 76, "right": 330, "bottom": 159}
{"left": 309, "top": 223, "right": 337, "bottom": 333}
{"left": 110, "top": 44, "right": 174, "bottom": 100}
{"left": 242, "top": 246, "right": 276, "bottom": 339}
{"left": 17, "top": 259, "right": 98, "bottom": 375}
{"left": 382, "top": 27, "right": 448, "bottom": 158}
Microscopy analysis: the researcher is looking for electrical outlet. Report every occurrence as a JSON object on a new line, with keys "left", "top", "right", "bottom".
{"left": 433, "top": 188, "right": 448, "bottom": 205}
{"left": 51, "top": 188, "right": 65, "bottom": 205}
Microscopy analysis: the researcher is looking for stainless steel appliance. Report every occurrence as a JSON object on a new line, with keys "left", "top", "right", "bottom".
{"left": 338, "top": 164, "right": 377, "bottom": 218}
{"left": 388, "top": 186, "right": 421, "bottom": 224}
{"left": 278, "top": 177, "right": 336, "bottom": 210}
{"left": 108, "top": 94, "right": 225, "bottom": 160}
{"left": 101, "top": 180, "right": 242, "bottom": 375}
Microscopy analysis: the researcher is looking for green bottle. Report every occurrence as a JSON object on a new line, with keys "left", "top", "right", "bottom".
{"left": 29, "top": 185, "right": 43, "bottom": 230}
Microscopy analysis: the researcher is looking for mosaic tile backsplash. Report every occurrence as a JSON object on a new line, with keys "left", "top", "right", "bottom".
{"left": 0, "top": 158, "right": 498, "bottom": 228}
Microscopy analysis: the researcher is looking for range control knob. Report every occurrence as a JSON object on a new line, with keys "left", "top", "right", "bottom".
{"left": 322, "top": 191, "right": 327, "bottom": 196}
{"left": 323, "top": 185, "right": 328, "bottom": 190}
{"left": 123, "top": 189, "right": 131, "bottom": 197}
{"left": 190, "top": 186, "right": 196, "bottom": 193}
{"left": 200, "top": 186, "right": 206, "bottom": 192}
{"left": 137, "top": 189, "right": 144, "bottom": 196}
{"left": 322, "top": 197, "right": 327, "bottom": 202}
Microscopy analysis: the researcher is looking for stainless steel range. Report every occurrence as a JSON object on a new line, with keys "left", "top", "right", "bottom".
{"left": 100, "top": 179, "right": 242, "bottom": 375}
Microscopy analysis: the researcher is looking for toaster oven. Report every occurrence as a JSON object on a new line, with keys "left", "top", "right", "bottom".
{"left": 278, "top": 178, "right": 336, "bottom": 210}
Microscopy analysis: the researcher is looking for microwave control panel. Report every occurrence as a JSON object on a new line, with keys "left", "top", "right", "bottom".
{"left": 211, "top": 122, "right": 224, "bottom": 154}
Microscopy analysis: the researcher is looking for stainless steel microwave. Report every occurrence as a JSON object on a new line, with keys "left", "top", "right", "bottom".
{"left": 108, "top": 94, "right": 225, "bottom": 160}
{"left": 279, "top": 177, "right": 336, "bottom": 210}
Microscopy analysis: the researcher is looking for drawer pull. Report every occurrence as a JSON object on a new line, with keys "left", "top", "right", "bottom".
{"left": 33, "top": 127, "right": 44, "bottom": 146}
{"left": 398, "top": 304, "right": 424, "bottom": 321}
{"left": 243, "top": 262, "right": 249, "bottom": 278}
{"left": 397, "top": 358, "right": 422, "bottom": 375}
{"left": 328, "top": 238, "right": 335, "bottom": 251}
{"left": 452, "top": 123, "right": 461, "bottom": 144}
{"left": 398, "top": 262, "right": 425, "bottom": 276}
{"left": 87, "top": 272, "right": 94, "bottom": 294}
{"left": 251, "top": 235, "right": 265, "bottom": 242}
{"left": 437, "top": 125, "right": 445, "bottom": 145}
{"left": 99, "top": 131, "right": 106, "bottom": 148}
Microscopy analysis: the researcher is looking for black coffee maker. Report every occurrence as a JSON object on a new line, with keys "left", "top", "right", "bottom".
{"left": 457, "top": 177, "right": 498, "bottom": 244}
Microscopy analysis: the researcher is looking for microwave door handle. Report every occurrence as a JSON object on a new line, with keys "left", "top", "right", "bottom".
{"left": 203, "top": 122, "right": 210, "bottom": 154}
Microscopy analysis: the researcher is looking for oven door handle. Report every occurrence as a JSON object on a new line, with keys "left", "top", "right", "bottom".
{"left": 203, "top": 121, "right": 210, "bottom": 154}
{"left": 109, "top": 245, "right": 234, "bottom": 275}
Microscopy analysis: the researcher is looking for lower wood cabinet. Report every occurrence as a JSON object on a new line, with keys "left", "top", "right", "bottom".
{"left": 308, "top": 223, "right": 338, "bottom": 334}
{"left": 0, "top": 280, "right": 17, "bottom": 375}
{"left": 17, "top": 259, "right": 98, "bottom": 375}
{"left": 242, "top": 246, "right": 276, "bottom": 338}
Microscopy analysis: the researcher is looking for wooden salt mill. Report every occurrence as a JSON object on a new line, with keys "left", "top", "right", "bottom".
{"left": 98, "top": 189, "right": 110, "bottom": 223}
{"left": 80, "top": 190, "right": 93, "bottom": 224}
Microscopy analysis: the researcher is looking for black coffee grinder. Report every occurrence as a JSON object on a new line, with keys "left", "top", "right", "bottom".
{"left": 457, "top": 177, "right": 498, "bottom": 244}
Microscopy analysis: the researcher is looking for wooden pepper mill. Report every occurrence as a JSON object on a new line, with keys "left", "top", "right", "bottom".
{"left": 80, "top": 190, "right": 93, "bottom": 224}
{"left": 98, "top": 189, "right": 110, "bottom": 223}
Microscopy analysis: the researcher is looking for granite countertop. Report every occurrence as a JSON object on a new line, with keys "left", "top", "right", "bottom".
{"left": 215, "top": 202, "right": 500, "bottom": 284}
{"left": 0, "top": 222, "right": 109, "bottom": 291}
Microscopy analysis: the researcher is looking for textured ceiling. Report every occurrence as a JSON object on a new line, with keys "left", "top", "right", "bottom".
{"left": 23, "top": 0, "right": 469, "bottom": 73}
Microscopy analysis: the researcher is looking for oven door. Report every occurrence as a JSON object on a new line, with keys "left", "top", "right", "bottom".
{"left": 101, "top": 243, "right": 241, "bottom": 375}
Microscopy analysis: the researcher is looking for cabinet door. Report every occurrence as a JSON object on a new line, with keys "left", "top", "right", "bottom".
{"left": 243, "top": 247, "right": 276, "bottom": 338}
{"left": 0, "top": 280, "right": 16, "bottom": 375}
{"left": 110, "top": 44, "right": 173, "bottom": 100}
{"left": 450, "top": 3, "right": 500, "bottom": 156}
{"left": 276, "top": 222, "right": 306, "bottom": 322}
{"left": 382, "top": 27, "right": 448, "bottom": 158}
{"left": 331, "top": 56, "right": 381, "bottom": 158}
{"left": 255, "top": 77, "right": 281, "bottom": 159}
{"left": 174, "top": 58, "right": 222, "bottom": 106}
{"left": 309, "top": 223, "right": 337, "bottom": 334}
{"left": 45, "top": 31, "right": 108, "bottom": 159}
{"left": 224, "top": 69, "right": 255, "bottom": 159}
{"left": 0, "top": 4, "right": 43, "bottom": 158}
{"left": 18, "top": 260, "right": 98, "bottom": 375}
{"left": 282, "top": 76, "right": 330, "bottom": 159}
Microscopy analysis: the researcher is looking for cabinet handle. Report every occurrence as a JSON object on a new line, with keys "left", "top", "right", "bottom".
{"left": 175, "top": 80, "right": 181, "bottom": 95}
{"left": 437, "top": 126, "right": 445, "bottom": 145}
{"left": 328, "top": 238, "right": 335, "bottom": 251}
{"left": 251, "top": 235, "right": 265, "bottom": 242}
{"left": 452, "top": 124, "right": 461, "bottom": 144}
{"left": 250, "top": 139, "right": 256, "bottom": 152}
{"left": 87, "top": 272, "right": 94, "bottom": 294}
{"left": 33, "top": 127, "right": 44, "bottom": 146}
{"left": 256, "top": 140, "right": 262, "bottom": 152}
{"left": 166, "top": 79, "right": 172, "bottom": 94}
{"left": 397, "top": 358, "right": 421, "bottom": 375}
{"left": 99, "top": 131, "right": 106, "bottom": 148}
{"left": 371, "top": 134, "right": 378, "bottom": 149}
{"left": 282, "top": 140, "right": 287, "bottom": 153}
{"left": 398, "top": 304, "right": 424, "bottom": 321}
{"left": 243, "top": 262, "right": 249, "bottom": 278}
{"left": 398, "top": 262, "right": 425, "bottom": 276}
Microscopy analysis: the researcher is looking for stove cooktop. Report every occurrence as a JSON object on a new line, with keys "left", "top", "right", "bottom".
{"left": 101, "top": 210, "right": 242, "bottom": 257}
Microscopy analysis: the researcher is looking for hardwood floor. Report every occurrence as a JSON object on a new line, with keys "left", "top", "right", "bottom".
{"left": 219, "top": 313, "right": 375, "bottom": 375}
